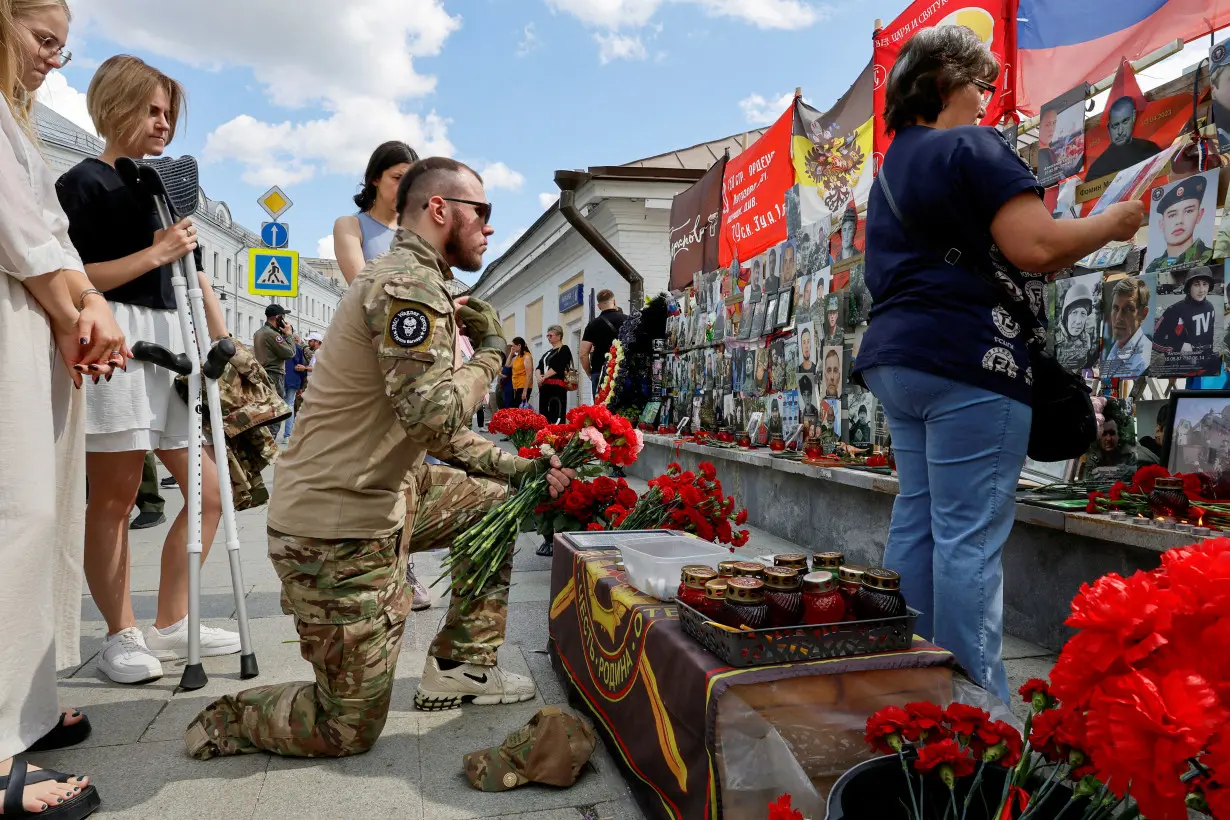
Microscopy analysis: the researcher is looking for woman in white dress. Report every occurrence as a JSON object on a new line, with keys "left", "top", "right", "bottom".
{"left": 1, "top": 0, "right": 123, "bottom": 815}
{"left": 55, "top": 55, "right": 237, "bottom": 686}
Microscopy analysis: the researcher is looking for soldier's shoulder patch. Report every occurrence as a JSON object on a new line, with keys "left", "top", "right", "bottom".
{"left": 275, "top": 335, "right": 285, "bottom": 344}
{"left": 385, "top": 300, "right": 434, "bottom": 350}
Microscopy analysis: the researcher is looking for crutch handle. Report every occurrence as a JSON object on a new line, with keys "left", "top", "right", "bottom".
{"left": 203, "top": 338, "right": 236, "bottom": 380}
{"left": 131, "top": 341, "right": 192, "bottom": 376}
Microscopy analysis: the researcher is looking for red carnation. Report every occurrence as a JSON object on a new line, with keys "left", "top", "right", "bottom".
{"left": 903, "top": 702, "right": 946, "bottom": 742}
{"left": 735, "top": 509, "right": 748, "bottom": 525}
{"left": 1109, "top": 481, "right": 1130, "bottom": 501}
{"left": 864, "top": 706, "right": 911, "bottom": 754}
{"left": 699, "top": 461, "right": 717, "bottom": 481}
{"left": 1086, "top": 490, "right": 1106, "bottom": 514}
{"left": 766, "top": 793, "right": 803, "bottom": 820}
{"left": 732, "top": 530, "right": 750, "bottom": 547}
{"left": 973, "top": 720, "right": 1023, "bottom": 767}
{"left": 617, "top": 488, "right": 638, "bottom": 507}
{"left": 586, "top": 523, "right": 605, "bottom": 531}
{"left": 943, "top": 703, "right": 989, "bottom": 738}
{"left": 1018, "top": 678, "right": 1053, "bottom": 712}
{"left": 1028, "top": 708, "right": 1065, "bottom": 761}
{"left": 914, "top": 739, "right": 976, "bottom": 787}
{"left": 1131, "top": 464, "right": 1171, "bottom": 495}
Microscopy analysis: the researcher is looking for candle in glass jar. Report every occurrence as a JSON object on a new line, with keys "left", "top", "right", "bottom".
{"left": 700, "top": 578, "right": 729, "bottom": 620}
{"left": 812, "top": 551, "right": 845, "bottom": 572}
{"left": 763, "top": 567, "right": 803, "bottom": 627}
{"left": 837, "top": 565, "right": 867, "bottom": 613}
{"left": 773, "top": 553, "right": 810, "bottom": 572}
{"left": 722, "top": 577, "right": 769, "bottom": 629}
{"left": 717, "top": 560, "right": 740, "bottom": 578}
{"left": 732, "top": 561, "right": 766, "bottom": 580}
{"left": 801, "top": 571, "right": 846, "bottom": 624}
{"left": 853, "top": 568, "right": 908, "bottom": 620}
{"left": 677, "top": 565, "right": 717, "bottom": 609}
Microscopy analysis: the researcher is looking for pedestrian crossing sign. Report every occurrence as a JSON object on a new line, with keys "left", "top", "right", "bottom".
{"left": 247, "top": 248, "right": 299, "bottom": 297}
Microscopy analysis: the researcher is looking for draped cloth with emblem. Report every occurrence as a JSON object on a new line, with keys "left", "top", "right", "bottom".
{"left": 547, "top": 533, "right": 955, "bottom": 820}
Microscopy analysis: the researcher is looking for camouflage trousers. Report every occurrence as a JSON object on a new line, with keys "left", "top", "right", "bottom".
{"left": 185, "top": 463, "right": 512, "bottom": 759}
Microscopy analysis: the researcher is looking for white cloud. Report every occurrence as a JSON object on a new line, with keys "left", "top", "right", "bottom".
{"left": 74, "top": 1, "right": 461, "bottom": 184}
{"left": 546, "top": 0, "right": 827, "bottom": 30}
{"left": 493, "top": 225, "right": 529, "bottom": 256}
{"left": 478, "top": 161, "right": 526, "bottom": 191}
{"left": 35, "top": 72, "right": 97, "bottom": 136}
{"left": 538, "top": 192, "right": 558, "bottom": 210}
{"left": 516, "top": 23, "right": 541, "bottom": 56}
{"left": 316, "top": 234, "right": 336, "bottom": 259}
{"left": 738, "top": 90, "right": 794, "bottom": 124}
{"left": 595, "top": 32, "right": 648, "bottom": 64}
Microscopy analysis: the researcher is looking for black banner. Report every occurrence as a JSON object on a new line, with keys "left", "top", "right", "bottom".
{"left": 669, "top": 156, "right": 726, "bottom": 292}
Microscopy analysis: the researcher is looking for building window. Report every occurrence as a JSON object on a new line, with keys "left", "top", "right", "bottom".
{"left": 226, "top": 258, "right": 232, "bottom": 283}
{"left": 213, "top": 252, "right": 219, "bottom": 279}
{"left": 224, "top": 307, "right": 232, "bottom": 329}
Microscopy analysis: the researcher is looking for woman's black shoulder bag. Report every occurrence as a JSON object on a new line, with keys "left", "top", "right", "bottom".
{"left": 874, "top": 170, "right": 1097, "bottom": 463}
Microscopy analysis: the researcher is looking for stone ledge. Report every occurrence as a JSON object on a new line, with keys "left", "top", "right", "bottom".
{"left": 641, "top": 434, "right": 1195, "bottom": 554}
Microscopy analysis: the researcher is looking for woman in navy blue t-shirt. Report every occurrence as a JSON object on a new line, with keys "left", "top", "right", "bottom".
{"left": 855, "top": 26, "right": 1142, "bottom": 701}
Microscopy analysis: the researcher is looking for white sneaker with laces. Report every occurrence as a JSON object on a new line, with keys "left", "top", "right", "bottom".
{"left": 414, "top": 656, "right": 537, "bottom": 711}
{"left": 99, "top": 627, "right": 163, "bottom": 684}
{"left": 144, "top": 620, "right": 241, "bottom": 660}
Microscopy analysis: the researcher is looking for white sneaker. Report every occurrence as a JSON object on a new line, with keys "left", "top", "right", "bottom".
{"left": 99, "top": 627, "right": 163, "bottom": 684}
{"left": 414, "top": 656, "right": 537, "bottom": 711}
{"left": 144, "top": 620, "right": 241, "bottom": 660}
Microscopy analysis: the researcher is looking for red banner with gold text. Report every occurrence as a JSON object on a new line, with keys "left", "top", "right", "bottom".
{"left": 872, "top": 0, "right": 1016, "bottom": 164}
{"left": 718, "top": 104, "right": 795, "bottom": 268}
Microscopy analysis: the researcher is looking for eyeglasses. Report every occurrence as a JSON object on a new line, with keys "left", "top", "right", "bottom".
{"left": 972, "top": 79, "right": 996, "bottom": 106}
{"left": 425, "top": 196, "right": 492, "bottom": 225}
{"left": 20, "top": 24, "right": 71, "bottom": 66}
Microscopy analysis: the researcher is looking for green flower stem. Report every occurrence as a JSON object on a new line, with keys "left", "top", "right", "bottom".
{"left": 962, "top": 762, "right": 986, "bottom": 820}
{"left": 897, "top": 751, "right": 922, "bottom": 820}
{"left": 948, "top": 785, "right": 960, "bottom": 820}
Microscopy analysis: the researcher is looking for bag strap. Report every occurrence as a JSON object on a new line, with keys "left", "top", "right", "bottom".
{"left": 875, "top": 168, "right": 1043, "bottom": 341}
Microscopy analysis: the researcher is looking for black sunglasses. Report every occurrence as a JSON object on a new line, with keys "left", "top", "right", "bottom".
{"left": 426, "top": 196, "right": 492, "bottom": 224}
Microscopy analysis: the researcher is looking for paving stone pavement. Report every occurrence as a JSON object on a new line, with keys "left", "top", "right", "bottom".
{"left": 45, "top": 447, "right": 1057, "bottom": 818}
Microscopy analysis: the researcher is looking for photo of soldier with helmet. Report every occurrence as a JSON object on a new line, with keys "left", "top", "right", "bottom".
{"left": 1048, "top": 272, "right": 1102, "bottom": 373}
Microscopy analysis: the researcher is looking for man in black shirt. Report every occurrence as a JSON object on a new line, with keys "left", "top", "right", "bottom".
{"left": 1086, "top": 96, "right": 1161, "bottom": 181}
{"left": 580, "top": 289, "right": 627, "bottom": 397}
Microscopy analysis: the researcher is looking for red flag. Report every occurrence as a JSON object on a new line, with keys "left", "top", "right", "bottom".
{"left": 718, "top": 103, "right": 795, "bottom": 268}
{"left": 872, "top": 0, "right": 1017, "bottom": 163}
{"left": 1101, "top": 58, "right": 1147, "bottom": 126}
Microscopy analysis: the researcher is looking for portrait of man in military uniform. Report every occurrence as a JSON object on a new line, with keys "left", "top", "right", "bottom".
{"left": 847, "top": 394, "right": 873, "bottom": 449}
{"left": 1145, "top": 172, "right": 1216, "bottom": 274}
{"left": 184, "top": 158, "right": 577, "bottom": 763}
{"left": 1049, "top": 273, "right": 1101, "bottom": 373}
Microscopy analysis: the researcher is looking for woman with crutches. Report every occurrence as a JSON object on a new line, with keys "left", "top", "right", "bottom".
{"left": 57, "top": 55, "right": 238, "bottom": 685}
{"left": 2, "top": 0, "right": 120, "bottom": 814}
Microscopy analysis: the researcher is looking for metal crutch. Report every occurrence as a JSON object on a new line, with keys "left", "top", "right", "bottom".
{"left": 115, "top": 156, "right": 259, "bottom": 690}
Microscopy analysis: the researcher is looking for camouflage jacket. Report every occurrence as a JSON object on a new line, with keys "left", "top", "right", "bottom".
{"left": 176, "top": 339, "right": 291, "bottom": 510}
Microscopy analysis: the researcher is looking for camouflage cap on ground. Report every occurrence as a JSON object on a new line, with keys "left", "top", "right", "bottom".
{"left": 463, "top": 707, "right": 597, "bottom": 792}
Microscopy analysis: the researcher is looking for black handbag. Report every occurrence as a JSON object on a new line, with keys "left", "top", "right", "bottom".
{"left": 874, "top": 170, "right": 1097, "bottom": 462}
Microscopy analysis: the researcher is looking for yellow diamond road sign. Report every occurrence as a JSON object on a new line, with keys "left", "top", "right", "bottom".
{"left": 257, "top": 185, "right": 292, "bottom": 220}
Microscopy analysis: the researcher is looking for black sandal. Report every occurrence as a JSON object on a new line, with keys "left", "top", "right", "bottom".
{"left": 26, "top": 713, "right": 91, "bottom": 753}
{"left": 1, "top": 759, "right": 100, "bottom": 819}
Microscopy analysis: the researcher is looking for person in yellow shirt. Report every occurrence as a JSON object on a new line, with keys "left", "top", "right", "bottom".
{"left": 505, "top": 337, "right": 532, "bottom": 407}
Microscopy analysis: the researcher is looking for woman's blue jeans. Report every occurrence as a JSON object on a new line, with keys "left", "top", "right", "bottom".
{"left": 862, "top": 365, "right": 1031, "bottom": 703}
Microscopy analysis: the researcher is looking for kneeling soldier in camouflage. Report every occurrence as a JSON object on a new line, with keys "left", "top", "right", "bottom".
{"left": 185, "top": 157, "right": 575, "bottom": 759}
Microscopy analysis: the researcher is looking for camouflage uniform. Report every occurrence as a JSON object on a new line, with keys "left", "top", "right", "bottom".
{"left": 1144, "top": 239, "right": 1213, "bottom": 274}
{"left": 185, "top": 229, "right": 534, "bottom": 760}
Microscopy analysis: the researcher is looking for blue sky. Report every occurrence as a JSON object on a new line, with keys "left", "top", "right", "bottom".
{"left": 38, "top": 0, "right": 1216, "bottom": 285}
{"left": 38, "top": 0, "right": 889, "bottom": 284}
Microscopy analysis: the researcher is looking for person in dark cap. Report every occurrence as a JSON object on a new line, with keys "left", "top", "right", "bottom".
{"left": 1086, "top": 96, "right": 1161, "bottom": 180}
{"left": 1153, "top": 266, "right": 1221, "bottom": 373}
{"left": 1145, "top": 176, "right": 1213, "bottom": 273}
{"left": 253, "top": 303, "right": 297, "bottom": 395}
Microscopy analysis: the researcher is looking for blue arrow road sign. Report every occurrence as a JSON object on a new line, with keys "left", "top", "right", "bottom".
{"left": 261, "top": 221, "right": 289, "bottom": 249}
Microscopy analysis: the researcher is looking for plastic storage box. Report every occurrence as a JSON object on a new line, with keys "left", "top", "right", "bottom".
{"left": 618, "top": 535, "right": 730, "bottom": 600}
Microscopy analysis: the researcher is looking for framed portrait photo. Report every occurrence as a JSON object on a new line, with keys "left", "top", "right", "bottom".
{"left": 1161, "top": 390, "right": 1230, "bottom": 477}
{"left": 775, "top": 287, "right": 794, "bottom": 328}
{"left": 763, "top": 295, "right": 780, "bottom": 337}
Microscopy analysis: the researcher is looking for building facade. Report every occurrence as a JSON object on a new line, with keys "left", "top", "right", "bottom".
{"left": 34, "top": 104, "right": 346, "bottom": 344}
{"left": 471, "top": 132, "right": 762, "bottom": 407}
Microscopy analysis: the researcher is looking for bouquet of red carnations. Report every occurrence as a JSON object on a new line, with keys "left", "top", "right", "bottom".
{"left": 861, "top": 536, "right": 1230, "bottom": 820}
{"left": 488, "top": 407, "right": 548, "bottom": 450}
{"left": 604, "top": 461, "right": 750, "bottom": 548}
{"left": 531, "top": 475, "right": 640, "bottom": 538}
{"left": 439, "top": 404, "right": 644, "bottom": 604}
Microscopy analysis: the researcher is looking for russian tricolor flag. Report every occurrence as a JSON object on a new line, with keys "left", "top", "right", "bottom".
{"left": 1016, "top": 0, "right": 1230, "bottom": 115}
